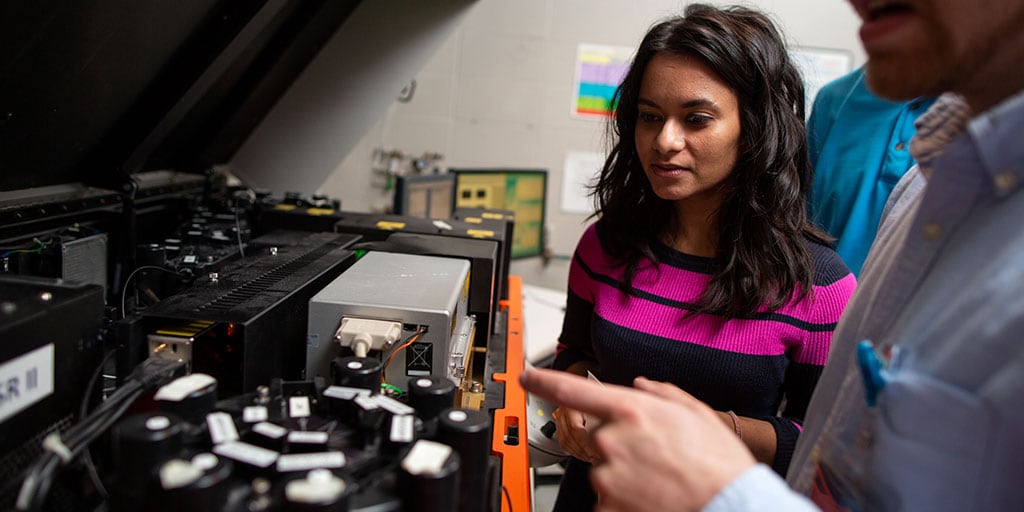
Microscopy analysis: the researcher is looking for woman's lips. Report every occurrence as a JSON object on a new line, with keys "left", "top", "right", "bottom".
{"left": 651, "top": 164, "right": 688, "bottom": 177}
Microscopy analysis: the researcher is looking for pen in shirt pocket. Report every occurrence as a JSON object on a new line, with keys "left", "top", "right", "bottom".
{"left": 857, "top": 340, "right": 901, "bottom": 407}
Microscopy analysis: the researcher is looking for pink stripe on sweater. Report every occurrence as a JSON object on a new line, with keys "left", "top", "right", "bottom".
{"left": 569, "top": 226, "right": 855, "bottom": 326}
{"left": 591, "top": 281, "right": 804, "bottom": 356}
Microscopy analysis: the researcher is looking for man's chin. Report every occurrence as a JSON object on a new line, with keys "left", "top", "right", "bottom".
{"left": 863, "top": 60, "right": 937, "bottom": 101}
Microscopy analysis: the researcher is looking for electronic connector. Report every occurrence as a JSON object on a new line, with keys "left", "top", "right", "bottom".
{"left": 334, "top": 317, "right": 403, "bottom": 357}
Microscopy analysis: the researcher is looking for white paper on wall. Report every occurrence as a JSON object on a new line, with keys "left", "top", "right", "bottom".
{"left": 561, "top": 151, "right": 604, "bottom": 214}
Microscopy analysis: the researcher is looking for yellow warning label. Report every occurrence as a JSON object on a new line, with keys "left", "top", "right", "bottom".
{"left": 306, "top": 208, "right": 335, "bottom": 216}
{"left": 376, "top": 221, "right": 406, "bottom": 230}
{"left": 154, "top": 320, "right": 215, "bottom": 338}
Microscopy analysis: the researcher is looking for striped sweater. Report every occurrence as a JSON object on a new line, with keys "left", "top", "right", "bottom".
{"left": 554, "top": 223, "right": 855, "bottom": 474}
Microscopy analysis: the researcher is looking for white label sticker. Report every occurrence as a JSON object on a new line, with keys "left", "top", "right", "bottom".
{"left": 213, "top": 441, "right": 278, "bottom": 468}
{"left": 206, "top": 412, "right": 239, "bottom": 444}
{"left": 0, "top": 344, "right": 55, "bottom": 425}
{"left": 289, "top": 396, "right": 311, "bottom": 418}
{"left": 288, "top": 431, "right": 328, "bottom": 444}
{"left": 276, "top": 452, "right": 346, "bottom": 472}
{"left": 376, "top": 395, "right": 415, "bottom": 416}
{"left": 390, "top": 415, "right": 415, "bottom": 443}
{"left": 402, "top": 440, "right": 452, "bottom": 475}
{"left": 354, "top": 395, "right": 379, "bottom": 411}
{"left": 243, "top": 406, "right": 268, "bottom": 423}
{"left": 252, "top": 422, "right": 288, "bottom": 439}
{"left": 323, "top": 386, "right": 370, "bottom": 401}
{"left": 154, "top": 373, "right": 216, "bottom": 402}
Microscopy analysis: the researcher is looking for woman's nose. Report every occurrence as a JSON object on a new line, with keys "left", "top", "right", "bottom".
{"left": 655, "top": 120, "right": 686, "bottom": 152}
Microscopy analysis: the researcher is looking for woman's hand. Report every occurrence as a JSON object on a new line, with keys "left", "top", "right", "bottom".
{"left": 554, "top": 405, "right": 602, "bottom": 463}
{"left": 522, "top": 368, "right": 756, "bottom": 512}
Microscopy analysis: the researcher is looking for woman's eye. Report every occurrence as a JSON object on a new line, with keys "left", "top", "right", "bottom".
{"left": 686, "top": 114, "right": 712, "bottom": 126}
{"left": 638, "top": 112, "right": 661, "bottom": 123}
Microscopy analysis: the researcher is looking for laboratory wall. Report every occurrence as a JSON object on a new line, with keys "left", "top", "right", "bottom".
{"left": 236, "top": 0, "right": 864, "bottom": 290}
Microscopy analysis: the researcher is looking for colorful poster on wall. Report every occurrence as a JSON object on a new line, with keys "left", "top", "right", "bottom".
{"left": 572, "top": 43, "right": 634, "bottom": 118}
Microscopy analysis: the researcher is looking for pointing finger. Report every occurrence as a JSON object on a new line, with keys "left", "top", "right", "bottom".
{"left": 520, "top": 368, "right": 638, "bottom": 421}
{"left": 633, "top": 376, "right": 704, "bottom": 407}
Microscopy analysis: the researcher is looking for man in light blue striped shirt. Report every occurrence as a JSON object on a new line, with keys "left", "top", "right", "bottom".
{"left": 519, "top": 0, "right": 1024, "bottom": 509}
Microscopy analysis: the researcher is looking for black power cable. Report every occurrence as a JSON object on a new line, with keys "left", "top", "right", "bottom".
{"left": 15, "top": 358, "right": 186, "bottom": 512}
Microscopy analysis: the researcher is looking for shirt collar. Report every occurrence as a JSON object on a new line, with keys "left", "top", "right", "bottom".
{"left": 908, "top": 92, "right": 971, "bottom": 180}
{"left": 965, "top": 88, "right": 1024, "bottom": 198}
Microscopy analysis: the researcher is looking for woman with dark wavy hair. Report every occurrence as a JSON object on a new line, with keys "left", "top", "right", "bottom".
{"left": 549, "top": 4, "right": 855, "bottom": 509}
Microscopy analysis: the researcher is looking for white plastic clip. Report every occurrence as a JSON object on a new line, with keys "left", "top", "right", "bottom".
{"left": 42, "top": 433, "right": 73, "bottom": 464}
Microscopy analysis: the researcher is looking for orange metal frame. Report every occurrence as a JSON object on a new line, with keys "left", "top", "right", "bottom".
{"left": 491, "top": 275, "right": 531, "bottom": 511}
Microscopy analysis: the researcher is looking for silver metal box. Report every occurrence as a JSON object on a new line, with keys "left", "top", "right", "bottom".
{"left": 306, "top": 251, "right": 473, "bottom": 388}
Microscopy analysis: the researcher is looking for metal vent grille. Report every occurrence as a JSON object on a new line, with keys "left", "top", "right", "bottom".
{"left": 0, "top": 414, "right": 74, "bottom": 510}
{"left": 195, "top": 242, "right": 339, "bottom": 313}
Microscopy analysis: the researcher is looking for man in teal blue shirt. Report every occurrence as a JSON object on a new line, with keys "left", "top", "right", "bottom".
{"left": 806, "top": 66, "right": 934, "bottom": 275}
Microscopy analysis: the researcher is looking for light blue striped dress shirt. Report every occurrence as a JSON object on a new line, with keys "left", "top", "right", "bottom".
{"left": 706, "top": 89, "right": 1024, "bottom": 511}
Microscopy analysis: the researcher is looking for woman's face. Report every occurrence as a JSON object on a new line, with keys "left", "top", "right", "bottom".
{"left": 634, "top": 53, "right": 741, "bottom": 210}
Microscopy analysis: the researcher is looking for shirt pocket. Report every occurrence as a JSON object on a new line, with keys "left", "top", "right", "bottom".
{"left": 870, "top": 369, "right": 995, "bottom": 511}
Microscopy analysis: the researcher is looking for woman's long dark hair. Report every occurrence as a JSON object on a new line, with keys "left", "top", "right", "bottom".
{"left": 592, "top": 3, "right": 831, "bottom": 317}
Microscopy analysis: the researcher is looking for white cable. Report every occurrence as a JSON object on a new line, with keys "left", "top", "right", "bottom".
{"left": 352, "top": 333, "right": 372, "bottom": 358}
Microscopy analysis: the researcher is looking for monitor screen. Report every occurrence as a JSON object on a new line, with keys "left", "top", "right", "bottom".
{"left": 393, "top": 173, "right": 456, "bottom": 219}
{"left": 451, "top": 169, "right": 547, "bottom": 259}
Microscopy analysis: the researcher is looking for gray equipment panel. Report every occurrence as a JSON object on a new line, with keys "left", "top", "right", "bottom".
{"left": 307, "top": 252, "right": 473, "bottom": 387}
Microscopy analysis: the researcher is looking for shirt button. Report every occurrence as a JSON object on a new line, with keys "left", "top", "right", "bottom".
{"left": 895, "top": 142, "right": 906, "bottom": 151}
{"left": 995, "top": 171, "right": 1019, "bottom": 192}
{"left": 923, "top": 223, "right": 942, "bottom": 240}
